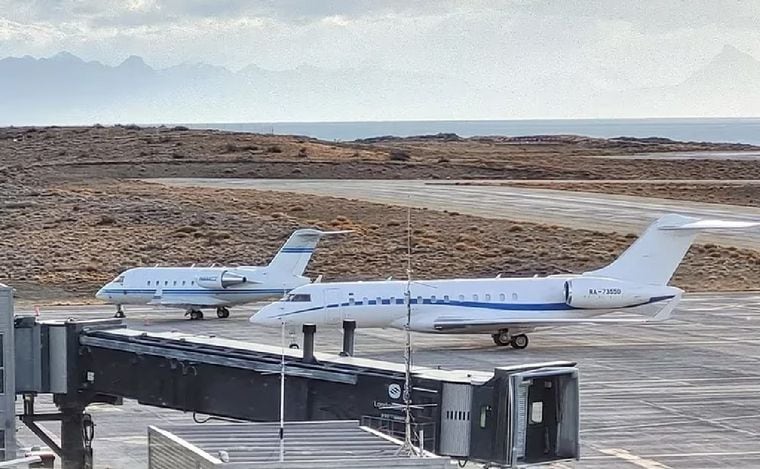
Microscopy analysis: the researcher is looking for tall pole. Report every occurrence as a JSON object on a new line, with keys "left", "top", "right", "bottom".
{"left": 279, "top": 320, "right": 285, "bottom": 463}
{"left": 399, "top": 206, "right": 417, "bottom": 456}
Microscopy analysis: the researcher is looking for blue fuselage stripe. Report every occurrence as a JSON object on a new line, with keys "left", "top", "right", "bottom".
{"left": 273, "top": 295, "right": 675, "bottom": 318}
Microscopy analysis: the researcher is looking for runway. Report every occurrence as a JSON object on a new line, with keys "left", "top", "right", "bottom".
{"left": 154, "top": 178, "right": 760, "bottom": 249}
{"left": 15, "top": 292, "right": 760, "bottom": 468}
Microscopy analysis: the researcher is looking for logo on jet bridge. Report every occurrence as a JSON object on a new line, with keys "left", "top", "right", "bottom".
{"left": 388, "top": 383, "right": 402, "bottom": 399}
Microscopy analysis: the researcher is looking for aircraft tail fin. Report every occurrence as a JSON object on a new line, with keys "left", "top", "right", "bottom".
{"left": 266, "top": 228, "right": 352, "bottom": 277}
{"left": 584, "top": 214, "right": 759, "bottom": 285}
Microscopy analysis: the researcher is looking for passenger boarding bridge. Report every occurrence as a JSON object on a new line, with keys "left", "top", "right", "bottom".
{"left": 0, "top": 285, "right": 580, "bottom": 468}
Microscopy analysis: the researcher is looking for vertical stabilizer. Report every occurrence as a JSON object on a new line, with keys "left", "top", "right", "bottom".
{"left": 584, "top": 214, "right": 758, "bottom": 285}
{"left": 266, "top": 229, "right": 351, "bottom": 277}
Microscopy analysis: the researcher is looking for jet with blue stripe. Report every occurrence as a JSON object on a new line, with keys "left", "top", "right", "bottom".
{"left": 96, "top": 228, "right": 351, "bottom": 320}
{"left": 250, "top": 214, "right": 760, "bottom": 349}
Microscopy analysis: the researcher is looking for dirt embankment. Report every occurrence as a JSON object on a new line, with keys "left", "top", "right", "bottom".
{"left": 4, "top": 125, "right": 760, "bottom": 183}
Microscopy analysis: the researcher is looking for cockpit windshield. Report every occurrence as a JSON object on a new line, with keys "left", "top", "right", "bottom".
{"left": 113, "top": 275, "right": 125, "bottom": 285}
{"left": 286, "top": 293, "right": 311, "bottom": 302}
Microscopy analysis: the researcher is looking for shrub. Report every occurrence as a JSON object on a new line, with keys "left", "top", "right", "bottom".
{"left": 388, "top": 150, "right": 410, "bottom": 161}
{"left": 267, "top": 145, "right": 283, "bottom": 153}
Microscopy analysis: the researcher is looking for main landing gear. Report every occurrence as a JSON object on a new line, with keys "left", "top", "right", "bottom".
{"left": 186, "top": 309, "right": 204, "bottom": 320}
{"left": 216, "top": 307, "right": 230, "bottom": 319}
{"left": 491, "top": 329, "right": 529, "bottom": 350}
{"left": 114, "top": 305, "right": 125, "bottom": 319}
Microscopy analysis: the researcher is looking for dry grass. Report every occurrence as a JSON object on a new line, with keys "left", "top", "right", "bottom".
{"left": 2, "top": 180, "right": 760, "bottom": 302}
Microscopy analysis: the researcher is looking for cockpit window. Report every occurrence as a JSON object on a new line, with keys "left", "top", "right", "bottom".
{"left": 113, "top": 276, "right": 125, "bottom": 284}
{"left": 286, "top": 294, "right": 312, "bottom": 302}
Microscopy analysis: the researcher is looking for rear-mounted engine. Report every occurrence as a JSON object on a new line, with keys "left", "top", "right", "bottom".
{"left": 196, "top": 271, "right": 247, "bottom": 289}
{"left": 564, "top": 277, "right": 677, "bottom": 309}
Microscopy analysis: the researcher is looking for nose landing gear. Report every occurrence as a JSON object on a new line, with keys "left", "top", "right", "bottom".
{"left": 114, "top": 305, "right": 125, "bottom": 319}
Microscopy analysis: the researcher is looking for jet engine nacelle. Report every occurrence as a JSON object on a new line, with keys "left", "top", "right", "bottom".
{"left": 196, "top": 271, "right": 247, "bottom": 289}
{"left": 564, "top": 277, "right": 676, "bottom": 309}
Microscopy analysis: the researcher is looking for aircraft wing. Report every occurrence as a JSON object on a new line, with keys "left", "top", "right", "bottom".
{"left": 430, "top": 297, "right": 680, "bottom": 332}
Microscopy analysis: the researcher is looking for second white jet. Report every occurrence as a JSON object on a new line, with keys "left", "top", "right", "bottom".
{"left": 97, "top": 228, "right": 349, "bottom": 319}
{"left": 250, "top": 214, "right": 757, "bottom": 349}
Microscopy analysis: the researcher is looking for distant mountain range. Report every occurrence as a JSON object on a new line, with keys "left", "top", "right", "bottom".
{"left": 1, "top": 46, "right": 759, "bottom": 125}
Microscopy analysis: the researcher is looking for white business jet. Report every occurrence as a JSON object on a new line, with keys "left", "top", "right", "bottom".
{"left": 96, "top": 229, "right": 350, "bottom": 320}
{"left": 250, "top": 214, "right": 757, "bottom": 349}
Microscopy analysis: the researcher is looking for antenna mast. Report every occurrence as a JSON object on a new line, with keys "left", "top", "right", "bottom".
{"left": 398, "top": 206, "right": 418, "bottom": 456}
{"left": 279, "top": 320, "right": 286, "bottom": 462}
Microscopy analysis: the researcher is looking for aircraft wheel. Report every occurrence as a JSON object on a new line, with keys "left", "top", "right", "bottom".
{"left": 510, "top": 334, "right": 529, "bottom": 349}
{"left": 288, "top": 343, "right": 300, "bottom": 349}
{"left": 114, "top": 306, "right": 125, "bottom": 319}
{"left": 216, "top": 307, "right": 230, "bottom": 319}
{"left": 189, "top": 310, "right": 204, "bottom": 320}
{"left": 492, "top": 330, "right": 511, "bottom": 346}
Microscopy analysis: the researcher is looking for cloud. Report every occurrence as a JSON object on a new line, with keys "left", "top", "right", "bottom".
{"left": 0, "top": 0, "right": 759, "bottom": 114}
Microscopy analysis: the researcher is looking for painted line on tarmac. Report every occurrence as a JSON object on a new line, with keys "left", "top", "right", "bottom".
{"left": 598, "top": 448, "right": 671, "bottom": 469}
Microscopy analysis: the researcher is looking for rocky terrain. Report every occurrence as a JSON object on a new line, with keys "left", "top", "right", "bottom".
{"left": 2, "top": 125, "right": 760, "bottom": 302}
{"left": 3, "top": 126, "right": 760, "bottom": 182}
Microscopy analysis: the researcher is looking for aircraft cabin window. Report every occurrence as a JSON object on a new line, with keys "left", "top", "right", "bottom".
{"left": 431, "top": 295, "right": 436, "bottom": 303}
{"left": 376, "top": 297, "right": 382, "bottom": 304}
{"left": 512, "top": 293, "right": 518, "bottom": 300}
{"left": 182, "top": 280, "right": 186, "bottom": 286}
{"left": 191, "top": 281, "right": 195, "bottom": 285}
{"left": 499, "top": 293, "right": 506, "bottom": 302}
{"left": 390, "top": 297, "right": 396, "bottom": 305}
{"left": 485, "top": 293, "right": 491, "bottom": 302}
{"left": 473, "top": 294, "right": 479, "bottom": 301}
{"left": 458, "top": 294, "right": 465, "bottom": 301}
{"left": 286, "top": 294, "right": 311, "bottom": 302}
{"left": 164, "top": 281, "right": 168, "bottom": 286}
{"left": 173, "top": 281, "right": 177, "bottom": 286}
{"left": 147, "top": 281, "right": 151, "bottom": 286}
{"left": 348, "top": 296, "right": 355, "bottom": 305}
{"left": 443, "top": 295, "right": 450, "bottom": 303}
{"left": 363, "top": 297, "right": 368, "bottom": 304}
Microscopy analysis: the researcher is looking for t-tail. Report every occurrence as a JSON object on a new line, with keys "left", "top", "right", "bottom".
{"left": 265, "top": 228, "right": 352, "bottom": 277}
{"left": 584, "top": 214, "right": 760, "bottom": 286}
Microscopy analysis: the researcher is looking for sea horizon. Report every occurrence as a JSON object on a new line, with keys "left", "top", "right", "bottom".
{"left": 181, "top": 117, "right": 760, "bottom": 145}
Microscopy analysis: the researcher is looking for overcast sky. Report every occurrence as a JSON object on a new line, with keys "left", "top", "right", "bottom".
{"left": 2, "top": 1, "right": 759, "bottom": 87}
{"left": 2, "top": 1, "right": 760, "bottom": 122}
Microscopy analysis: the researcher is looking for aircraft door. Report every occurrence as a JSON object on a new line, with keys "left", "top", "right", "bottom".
{"left": 323, "top": 288, "right": 343, "bottom": 326}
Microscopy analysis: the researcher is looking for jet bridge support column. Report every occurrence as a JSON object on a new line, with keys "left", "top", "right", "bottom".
{"left": 0, "top": 285, "right": 16, "bottom": 461}
{"left": 54, "top": 396, "right": 93, "bottom": 469}
{"left": 341, "top": 320, "right": 356, "bottom": 357}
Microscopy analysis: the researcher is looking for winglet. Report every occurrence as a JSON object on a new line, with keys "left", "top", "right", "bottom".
{"left": 649, "top": 292, "right": 683, "bottom": 321}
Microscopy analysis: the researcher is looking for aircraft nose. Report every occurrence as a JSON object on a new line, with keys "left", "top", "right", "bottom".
{"left": 95, "top": 287, "right": 106, "bottom": 300}
{"left": 249, "top": 306, "right": 281, "bottom": 327}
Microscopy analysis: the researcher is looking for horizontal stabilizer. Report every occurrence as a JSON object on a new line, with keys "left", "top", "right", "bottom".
{"left": 659, "top": 219, "right": 760, "bottom": 230}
